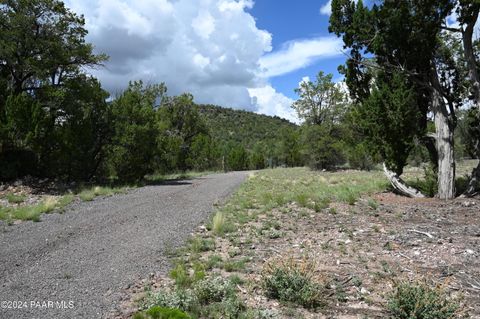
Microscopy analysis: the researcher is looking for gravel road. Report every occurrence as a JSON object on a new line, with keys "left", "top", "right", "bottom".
{"left": 0, "top": 171, "right": 248, "bottom": 319}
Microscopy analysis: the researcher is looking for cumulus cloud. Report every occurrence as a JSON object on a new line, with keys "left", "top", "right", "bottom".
{"left": 259, "top": 37, "right": 343, "bottom": 78}
{"left": 66, "top": 0, "right": 272, "bottom": 110}
{"left": 320, "top": 0, "right": 333, "bottom": 15}
{"left": 249, "top": 86, "right": 298, "bottom": 123}
{"left": 65, "top": 0, "right": 324, "bottom": 120}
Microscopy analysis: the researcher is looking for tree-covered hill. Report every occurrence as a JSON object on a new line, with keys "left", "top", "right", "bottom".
{"left": 198, "top": 104, "right": 298, "bottom": 149}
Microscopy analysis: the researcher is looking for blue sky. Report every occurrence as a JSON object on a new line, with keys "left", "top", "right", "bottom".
{"left": 65, "top": 0, "right": 346, "bottom": 122}
{"left": 250, "top": 1, "right": 345, "bottom": 99}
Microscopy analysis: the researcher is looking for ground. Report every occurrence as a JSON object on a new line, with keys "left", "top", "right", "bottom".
{"left": 0, "top": 172, "right": 247, "bottom": 319}
{"left": 117, "top": 166, "right": 480, "bottom": 319}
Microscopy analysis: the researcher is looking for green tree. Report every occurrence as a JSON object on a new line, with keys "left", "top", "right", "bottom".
{"left": 301, "top": 125, "right": 345, "bottom": 170}
{"left": 187, "top": 134, "right": 220, "bottom": 171}
{"left": 106, "top": 81, "right": 165, "bottom": 182}
{"left": 292, "top": 72, "right": 345, "bottom": 126}
{"left": 0, "top": 0, "right": 109, "bottom": 181}
{"left": 157, "top": 94, "right": 209, "bottom": 172}
{"left": 278, "top": 127, "right": 302, "bottom": 167}
{"left": 0, "top": 0, "right": 106, "bottom": 94}
{"left": 330, "top": 0, "right": 459, "bottom": 198}
{"left": 40, "top": 76, "right": 110, "bottom": 180}
{"left": 225, "top": 143, "right": 249, "bottom": 171}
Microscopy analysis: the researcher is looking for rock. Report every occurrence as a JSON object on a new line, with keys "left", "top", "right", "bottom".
{"left": 462, "top": 201, "right": 476, "bottom": 207}
{"left": 466, "top": 249, "right": 474, "bottom": 255}
{"left": 360, "top": 287, "right": 370, "bottom": 295}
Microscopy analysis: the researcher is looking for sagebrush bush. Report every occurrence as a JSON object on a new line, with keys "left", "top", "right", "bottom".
{"left": 387, "top": 280, "right": 461, "bottom": 319}
{"left": 150, "top": 289, "right": 198, "bottom": 313}
{"left": 262, "top": 255, "right": 326, "bottom": 308}
{"left": 142, "top": 276, "right": 245, "bottom": 319}
{"left": 194, "top": 276, "right": 233, "bottom": 305}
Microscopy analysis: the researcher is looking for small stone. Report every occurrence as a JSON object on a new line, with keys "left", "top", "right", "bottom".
{"left": 360, "top": 287, "right": 370, "bottom": 295}
{"left": 466, "top": 249, "right": 474, "bottom": 255}
{"left": 462, "top": 201, "right": 476, "bottom": 207}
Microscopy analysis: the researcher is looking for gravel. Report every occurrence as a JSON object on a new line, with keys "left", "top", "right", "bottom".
{"left": 0, "top": 171, "right": 248, "bottom": 319}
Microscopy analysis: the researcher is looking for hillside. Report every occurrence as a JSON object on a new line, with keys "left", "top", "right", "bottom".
{"left": 198, "top": 104, "right": 298, "bottom": 149}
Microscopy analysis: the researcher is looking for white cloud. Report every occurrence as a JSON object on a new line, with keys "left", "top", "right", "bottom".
{"left": 320, "top": 0, "right": 333, "bottom": 15}
{"left": 320, "top": 0, "right": 359, "bottom": 16}
{"left": 192, "top": 11, "right": 216, "bottom": 39}
{"left": 249, "top": 86, "right": 299, "bottom": 124}
{"left": 259, "top": 37, "right": 343, "bottom": 78}
{"left": 66, "top": 0, "right": 272, "bottom": 110}
{"left": 64, "top": 0, "right": 323, "bottom": 121}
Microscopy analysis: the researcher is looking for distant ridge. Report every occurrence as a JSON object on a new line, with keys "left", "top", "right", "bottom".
{"left": 198, "top": 104, "right": 297, "bottom": 149}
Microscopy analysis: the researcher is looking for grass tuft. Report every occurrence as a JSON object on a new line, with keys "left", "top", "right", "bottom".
{"left": 4, "top": 193, "right": 27, "bottom": 204}
{"left": 212, "top": 211, "right": 226, "bottom": 235}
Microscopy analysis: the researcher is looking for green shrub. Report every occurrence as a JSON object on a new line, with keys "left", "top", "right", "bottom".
{"left": 188, "top": 237, "right": 215, "bottom": 253}
{"left": 387, "top": 280, "right": 461, "bottom": 319}
{"left": 133, "top": 306, "right": 191, "bottom": 319}
{"left": 5, "top": 193, "right": 27, "bottom": 204}
{"left": 150, "top": 289, "right": 199, "bottom": 313}
{"left": 169, "top": 263, "right": 204, "bottom": 288}
{"left": 348, "top": 143, "right": 376, "bottom": 171}
{"left": 301, "top": 125, "right": 346, "bottom": 171}
{"left": 194, "top": 277, "right": 234, "bottom": 305}
{"left": 262, "top": 256, "right": 325, "bottom": 308}
{"left": 413, "top": 165, "right": 438, "bottom": 197}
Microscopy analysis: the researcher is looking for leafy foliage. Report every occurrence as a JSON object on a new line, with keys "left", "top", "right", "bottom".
{"left": 292, "top": 71, "right": 345, "bottom": 125}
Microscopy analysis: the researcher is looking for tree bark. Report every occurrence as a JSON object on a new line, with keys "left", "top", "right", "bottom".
{"left": 383, "top": 163, "right": 425, "bottom": 198}
{"left": 461, "top": 6, "right": 480, "bottom": 196}
{"left": 431, "top": 69, "right": 456, "bottom": 200}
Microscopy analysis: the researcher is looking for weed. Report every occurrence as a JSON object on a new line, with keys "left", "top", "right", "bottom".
{"left": 295, "top": 193, "right": 309, "bottom": 207}
{"left": 205, "top": 255, "right": 223, "bottom": 269}
{"left": 351, "top": 276, "right": 363, "bottom": 287}
{"left": 78, "top": 186, "right": 125, "bottom": 202}
{"left": 223, "top": 258, "right": 248, "bottom": 272}
{"left": 328, "top": 207, "right": 337, "bottom": 215}
{"left": 57, "top": 194, "right": 75, "bottom": 209}
{"left": 367, "top": 198, "right": 379, "bottom": 210}
{"left": 262, "top": 255, "right": 326, "bottom": 309}
{"left": 212, "top": 211, "right": 225, "bottom": 235}
{"left": 228, "top": 274, "right": 244, "bottom": 286}
{"left": 188, "top": 237, "right": 215, "bottom": 253}
{"left": 169, "top": 263, "right": 204, "bottom": 288}
{"left": 4, "top": 193, "right": 27, "bottom": 204}
{"left": 133, "top": 306, "right": 191, "bottom": 319}
{"left": 387, "top": 279, "right": 461, "bottom": 319}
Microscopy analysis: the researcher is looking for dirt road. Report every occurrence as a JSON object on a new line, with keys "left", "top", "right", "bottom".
{"left": 0, "top": 171, "right": 248, "bottom": 319}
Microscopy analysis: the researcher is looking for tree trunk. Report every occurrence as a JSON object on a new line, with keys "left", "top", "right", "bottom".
{"left": 431, "top": 70, "right": 456, "bottom": 200}
{"left": 461, "top": 7, "right": 480, "bottom": 197}
{"left": 383, "top": 163, "right": 426, "bottom": 198}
